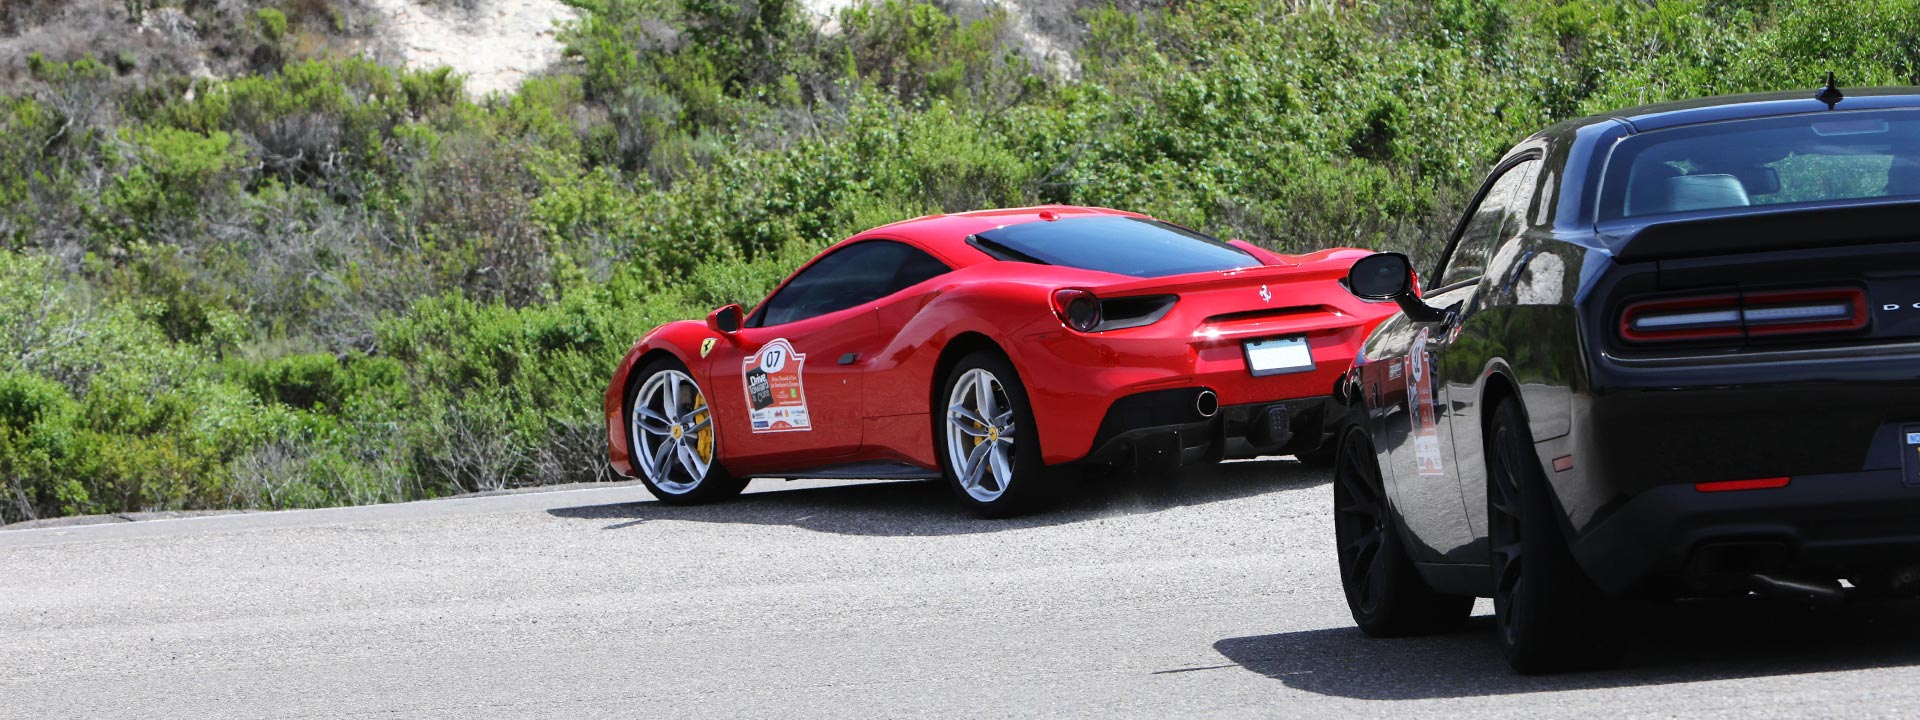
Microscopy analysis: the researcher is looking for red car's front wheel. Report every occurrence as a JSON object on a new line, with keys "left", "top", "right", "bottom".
{"left": 626, "top": 358, "right": 746, "bottom": 505}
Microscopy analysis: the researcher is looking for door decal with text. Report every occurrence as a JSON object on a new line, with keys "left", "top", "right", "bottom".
{"left": 1408, "top": 327, "right": 1446, "bottom": 477}
{"left": 743, "top": 338, "right": 811, "bottom": 433}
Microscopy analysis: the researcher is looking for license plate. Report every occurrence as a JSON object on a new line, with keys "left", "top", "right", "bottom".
{"left": 1904, "top": 426, "right": 1920, "bottom": 487}
{"left": 1243, "top": 336, "right": 1315, "bottom": 376}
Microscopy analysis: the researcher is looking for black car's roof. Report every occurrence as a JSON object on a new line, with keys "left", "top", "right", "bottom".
{"left": 1535, "top": 86, "right": 1920, "bottom": 141}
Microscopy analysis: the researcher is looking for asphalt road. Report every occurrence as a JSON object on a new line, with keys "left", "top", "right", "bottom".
{"left": 7, "top": 459, "right": 1920, "bottom": 719}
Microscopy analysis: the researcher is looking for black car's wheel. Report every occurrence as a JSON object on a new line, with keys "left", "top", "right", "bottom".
{"left": 1295, "top": 439, "right": 1338, "bottom": 467}
{"left": 1334, "top": 424, "right": 1473, "bottom": 636}
{"left": 936, "top": 350, "right": 1059, "bottom": 518}
{"left": 625, "top": 357, "right": 748, "bottom": 505}
{"left": 1487, "top": 397, "right": 1622, "bottom": 673}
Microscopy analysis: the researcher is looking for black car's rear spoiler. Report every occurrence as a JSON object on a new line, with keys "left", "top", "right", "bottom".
{"left": 1612, "top": 200, "right": 1920, "bottom": 263}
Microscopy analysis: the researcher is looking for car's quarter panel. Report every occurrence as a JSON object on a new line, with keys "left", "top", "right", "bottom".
{"left": 856, "top": 266, "right": 1059, "bottom": 470}
{"left": 1429, "top": 157, "right": 1577, "bottom": 548}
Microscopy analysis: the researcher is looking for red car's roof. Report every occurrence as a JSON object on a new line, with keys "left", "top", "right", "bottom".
{"left": 849, "top": 205, "right": 1148, "bottom": 266}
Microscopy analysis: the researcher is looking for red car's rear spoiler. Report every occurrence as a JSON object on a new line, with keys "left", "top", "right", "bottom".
{"left": 1091, "top": 255, "right": 1357, "bottom": 297}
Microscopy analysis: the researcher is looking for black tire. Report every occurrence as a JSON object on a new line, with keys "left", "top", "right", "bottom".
{"left": 1299, "top": 392, "right": 1360, "bottom": 467}
{"left": 935, "top": 350, "right": 1058, "bottom": 518}
{"left": 1486, "top": 397, "right": 1623, "bottom": 673}
{"left": 1334, "top": 424, "right": 1474, "bottom": 636}
{"left": 624, "top": 357, "right": 748, "bottom": 505}
{"left": 1295, "top": 438, "right": 1338, "bottom": 467}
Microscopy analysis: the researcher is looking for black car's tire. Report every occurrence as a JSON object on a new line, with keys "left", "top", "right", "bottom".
{"left": 1487, "top": 397, "right": 1623, "bottom": 674}
{"left": 1295, "top": 437, "right": 1338, "bottom": 467}
{"left": 1300, "top": 393, "right": 1361, "bottom": 467}
{"left": 1334, "top": 424, "right": 1474, "bottom": 636}
{"left": 936, "top": 350, "right": 1059, "bottom": 518}
{"left": 624, "top": 356, "right": 748, "bottom": 505}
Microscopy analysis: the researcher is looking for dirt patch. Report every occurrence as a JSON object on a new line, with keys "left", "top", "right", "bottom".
{"left": 362, "top": 0, "right": 578, "bottom": 97}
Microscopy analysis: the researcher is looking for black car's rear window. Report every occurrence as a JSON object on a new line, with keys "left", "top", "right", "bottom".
{"left": 969, "top": 216, "right": 1256, "bottom": 278}
{"left": 1599, "top": 108, "right": 1920, "bottom": 220}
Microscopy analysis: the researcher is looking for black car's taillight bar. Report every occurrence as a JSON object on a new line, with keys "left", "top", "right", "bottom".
{"left": 1619, "top": 286, "right": 1867, "bottom": 344}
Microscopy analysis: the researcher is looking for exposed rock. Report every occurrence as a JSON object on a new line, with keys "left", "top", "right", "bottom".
{"left": 361, "top": 0, "right": 580, "bottom": 97}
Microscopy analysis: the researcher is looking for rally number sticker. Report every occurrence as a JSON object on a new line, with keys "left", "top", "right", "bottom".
{"left": 743, "top": 338, "right": 810, "bottom": 433}
{"left": 1408, "top": 327, "right": 1446, "bottom": 477}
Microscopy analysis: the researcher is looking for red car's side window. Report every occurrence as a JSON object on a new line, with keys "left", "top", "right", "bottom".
{"left": 752, "top": 240, "right": 950, "bottom": 327}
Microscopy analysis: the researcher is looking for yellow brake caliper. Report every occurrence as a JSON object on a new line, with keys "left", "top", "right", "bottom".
{"left": 693, "top": 393, "right": 713, "bottom": 461}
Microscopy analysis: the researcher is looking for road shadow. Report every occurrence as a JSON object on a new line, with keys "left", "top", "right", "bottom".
{"left": 1214, "top": 595, "right": 1920, "bottom": 699}
{"left": 546, "top": 457, "right": 1325, "bottom": 537}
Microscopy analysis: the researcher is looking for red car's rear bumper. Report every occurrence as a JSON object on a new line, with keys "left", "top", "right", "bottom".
{"left": 1014, "top": 300, "right": 1385, "bottom": 465}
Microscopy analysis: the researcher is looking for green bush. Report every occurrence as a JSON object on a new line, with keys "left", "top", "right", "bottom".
{"left": 0, "top": 370, "right": 82, "bottom": 521}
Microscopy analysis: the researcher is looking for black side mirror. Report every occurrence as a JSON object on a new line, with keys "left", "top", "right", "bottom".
{"left": 707, "top": 304, "right": 744, "bottom": 335}
{"left": 1345, "top": 252, "right": 1448, "bottom": 323}
{"left": 1348, "top": 253, "right": 1414, "bottom": 299}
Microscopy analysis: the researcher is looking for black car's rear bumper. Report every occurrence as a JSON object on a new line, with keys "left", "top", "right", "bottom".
{"left": 1565, "top": 347, "right": 1920, "bottom": 594}
{"left": 1572, "top": 465, "right": 1920, "bottom": 595}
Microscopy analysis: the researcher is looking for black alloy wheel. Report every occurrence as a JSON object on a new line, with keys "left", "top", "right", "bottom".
{"left": 1333, "top": 424, "right": 1472, "bottom": 636}
{"left": 1487, "top": 397, "right": 1623, "bottom": 673}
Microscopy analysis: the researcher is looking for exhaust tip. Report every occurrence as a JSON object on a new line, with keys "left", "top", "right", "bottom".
{"left": 1748, "top": 573, "right": 1846, "bottom": 605}
{"left": 1194, "top": 390, "right": 1219, "bottom": 419}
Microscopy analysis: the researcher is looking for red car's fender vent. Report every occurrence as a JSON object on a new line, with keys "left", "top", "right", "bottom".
{"left": 1619, "top": 286, "right": 1868, "bottom": 344}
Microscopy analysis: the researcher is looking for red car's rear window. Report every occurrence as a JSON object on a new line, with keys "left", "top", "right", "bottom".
{"left": 971, "top": 216, "right": 1257, "bottom": 278}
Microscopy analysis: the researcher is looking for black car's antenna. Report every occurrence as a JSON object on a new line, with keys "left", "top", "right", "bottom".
{"left": 1815, "top": 71, "right": 1844, "bottom": 109}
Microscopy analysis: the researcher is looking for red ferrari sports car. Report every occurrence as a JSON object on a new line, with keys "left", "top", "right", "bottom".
{"left": 605, "top": 205, "right": 1398, "bottom": 515}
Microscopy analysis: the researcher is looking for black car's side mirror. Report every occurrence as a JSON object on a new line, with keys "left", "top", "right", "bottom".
{"left": 707, "top": 304, "right": 745, "bottom": 335}
{"left": 1346, "top": 252, "right": 1448, "bottom": 323}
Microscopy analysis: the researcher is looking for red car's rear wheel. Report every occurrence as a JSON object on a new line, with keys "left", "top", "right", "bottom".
{"left": 937, "top": 351, "right": 1059, "bottom": 517}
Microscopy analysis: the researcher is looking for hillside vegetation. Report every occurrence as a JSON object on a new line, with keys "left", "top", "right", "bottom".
{"left": 1, "top": 0, "right": 1915, "bottom": 522}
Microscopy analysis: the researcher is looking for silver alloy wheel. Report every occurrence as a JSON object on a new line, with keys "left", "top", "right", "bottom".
{"left": 630, "top": 369, "right": 714, "bottom": 494}
{"left": 945, "top": 368, "right": 1017, "bottom": 502}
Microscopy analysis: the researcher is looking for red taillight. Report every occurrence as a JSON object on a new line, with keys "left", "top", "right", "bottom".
{"left": 1051, "top": 289, "right": 1101, "bottom": 332}
{"left": 1695, "top": 476, "right": 1791, "bottom": 493}
{"left": 1620, "top": 287, "right": 1867, "bottom": 344}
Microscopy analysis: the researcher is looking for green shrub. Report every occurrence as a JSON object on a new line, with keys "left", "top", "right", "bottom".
{"left": 0, "top": 370, "right": 82, "bottom": 522}
{"left": 234, "top": 353, "right": 346, "bottom": 410}
{"left": 255, "top": 8, "right": 290, "bottom": 43}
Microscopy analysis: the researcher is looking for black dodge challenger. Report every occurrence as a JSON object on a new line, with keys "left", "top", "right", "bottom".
{"left": 1330, "top": 83, "right": 1920, "bottom": 673}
